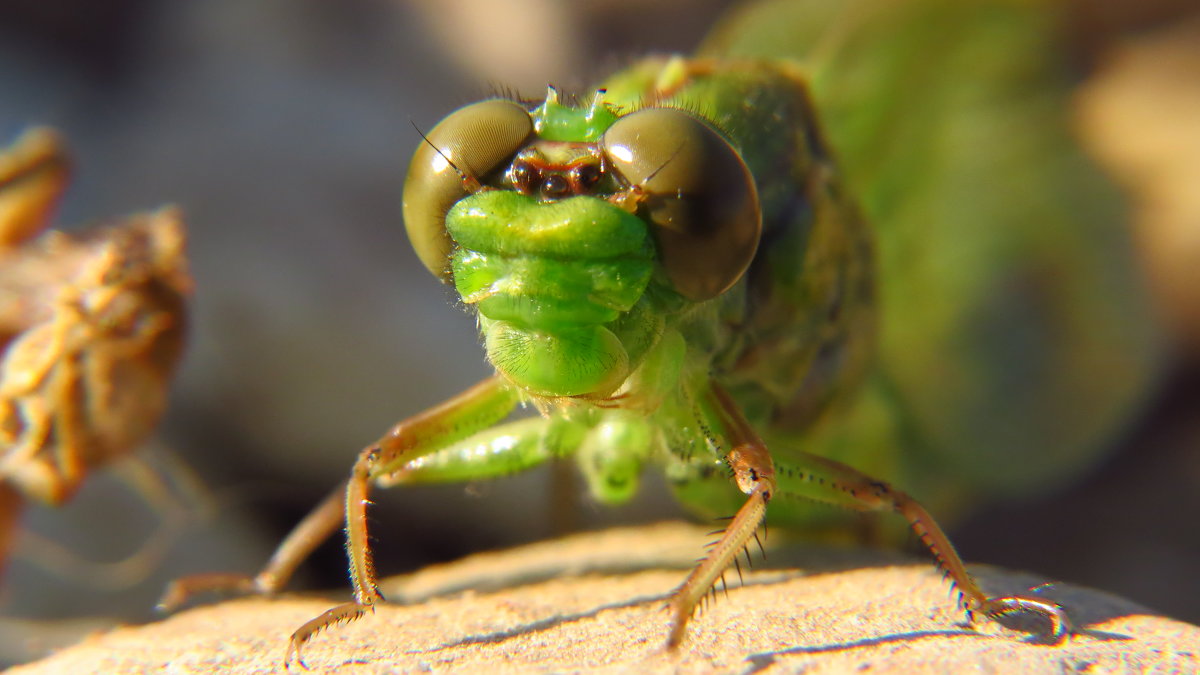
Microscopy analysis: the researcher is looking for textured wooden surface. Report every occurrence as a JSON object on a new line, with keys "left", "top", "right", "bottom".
{"left": 10, "top": 523, "right": 1200, "bottom": 674}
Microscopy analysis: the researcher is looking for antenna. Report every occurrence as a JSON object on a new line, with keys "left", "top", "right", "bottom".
{"left": 410, "top": 119, "right": 482, "bottom": 193}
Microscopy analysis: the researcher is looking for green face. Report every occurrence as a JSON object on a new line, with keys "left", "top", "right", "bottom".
{"left": 401, "top": 89, "right": 761, "bottom": 398}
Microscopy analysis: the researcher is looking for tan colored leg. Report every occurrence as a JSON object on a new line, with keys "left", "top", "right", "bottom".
{"left": 285, "top": 449, "right": 381, "bottom": 668}
{"left": 284, "top": 376, "right": 520, "bottom": 668}
{"left": 667, "top": 382, "right": 1070, "bottom": 649}
{"left": 157, "top": 480, "right": 347, "bottom": 611}
{"left": 668, "top": 384, "right": 776, "bottom": 648}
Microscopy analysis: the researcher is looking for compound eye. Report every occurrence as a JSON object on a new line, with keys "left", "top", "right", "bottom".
{"left": 402, "top": 99, "right": 533, "bottom": 280}
{"left": 600, "top": 107, "right": 761, "bottom": 301}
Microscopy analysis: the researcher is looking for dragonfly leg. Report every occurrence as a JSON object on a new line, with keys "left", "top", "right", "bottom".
{"left": 285, "top": 379, "right": 580, "bottom": 668}
{"left": 668, "top": 384, "right": 776, "bottom": 649}
{"left": 285, "top": 445, "right": 384, "bottom": 669}
{"left": 769, "top": 447, "right": 1072, "bottom": 639}
{"left": 668, "top": 383, "right": 1072, "bottom": 649}
{"left": 157, "top": 479, "right": 347, "bottom": 611}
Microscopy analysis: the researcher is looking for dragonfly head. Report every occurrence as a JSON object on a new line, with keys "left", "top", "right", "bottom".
{"left": 400, "top": 89, "right": 761, "bottom": 398}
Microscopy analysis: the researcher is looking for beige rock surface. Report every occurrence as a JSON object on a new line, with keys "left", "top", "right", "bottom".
{"left": 9, "top": 523, "right": 1199, "bottom": 674}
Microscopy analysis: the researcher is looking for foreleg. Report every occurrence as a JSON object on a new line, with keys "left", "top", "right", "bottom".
{"left": 285, "top": 381, "right": 581, "bottom": 667}
{"left": 667, "top": 382, "right": 1070, "bottom": 648}
{"left": 159, "top": 376, "right": 517, "bottom": 610}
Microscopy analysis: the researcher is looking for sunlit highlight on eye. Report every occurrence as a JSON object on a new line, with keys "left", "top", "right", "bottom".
{"left": 608, "top": 144, "right": 634, "bottom": 164}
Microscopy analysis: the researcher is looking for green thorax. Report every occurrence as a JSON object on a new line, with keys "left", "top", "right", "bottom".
{"left": 697, "top": 0, "right": 1161, "bottom": 506}
{"left": 601, "top": 57, "right": 877, "bottom": 431}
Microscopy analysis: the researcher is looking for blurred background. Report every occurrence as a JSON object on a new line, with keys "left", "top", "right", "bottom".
{"left": 0, "top": 0, "right": 1197, "bottom": 665}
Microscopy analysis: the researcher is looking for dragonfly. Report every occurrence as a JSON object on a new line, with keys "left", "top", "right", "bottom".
{"left": 162, "top": 0, "right": 1159, "bottom": 665}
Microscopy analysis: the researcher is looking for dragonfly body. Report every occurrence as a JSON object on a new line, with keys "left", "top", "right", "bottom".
{"left": 701, "top": 0, "right": 1159, "bottom": 512}
{"left": 273, "top": 52, "right": 1072, "bottom": 662}
{"left": 161, "top": 0, "right": 1158, "bottom": 665}
{"left": 597, "top": 58, "right": 880, "bottom": 526}
{"left": 393, "top": 59, "right": 879, "bottom": 524}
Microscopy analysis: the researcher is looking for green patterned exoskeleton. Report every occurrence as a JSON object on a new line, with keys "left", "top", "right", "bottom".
{"left": 160, "top": 0, "right": 1159, "bottom": 664}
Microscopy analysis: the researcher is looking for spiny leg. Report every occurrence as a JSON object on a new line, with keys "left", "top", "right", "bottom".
{"left": 155, "top": 375, "right": 514, "bottom": 659}
{"left": 667, "top": 382, "right": 1071, "bottom": 649}
{"left": 285, "top": 447, "right": 382, "bottom": 669}
{"left": 164, "top": 376, "right": 516, "bottom": 613}
{"left": 158, "top": 479, "right": 348, "bottom": 610}
{"left": 284, "top": 379, "right": 583, "bottom": 668}
{"left": 669, "top": 481, "right": 769, "bottom": 648}
{"left": 769, "top": 449, "right": 1070, "bottom": 637}
{"left": 668, "top": 383, "right": 776, "bottom": 649}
